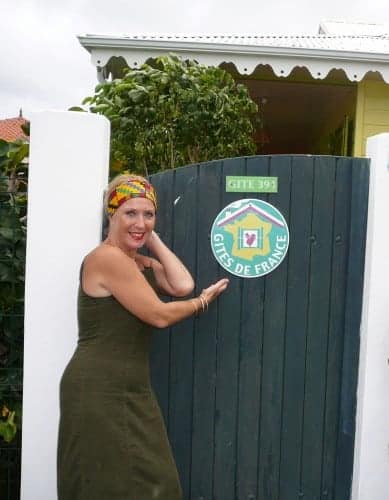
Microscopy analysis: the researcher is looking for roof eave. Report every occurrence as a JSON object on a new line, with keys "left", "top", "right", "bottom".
{"left": 77, "top": 34, "right": 389, "bottom": 83}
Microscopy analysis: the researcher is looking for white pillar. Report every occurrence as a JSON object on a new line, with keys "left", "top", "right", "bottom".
{"left": 352, "top": 133, "right": 389, "bottom": 499}
{"left": 21, "top": 111, "right": 110, "bottom": 500}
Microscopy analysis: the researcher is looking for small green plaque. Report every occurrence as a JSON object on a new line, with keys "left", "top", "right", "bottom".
{"left": 226, "top": 176, "right": 278, "bottom": 193}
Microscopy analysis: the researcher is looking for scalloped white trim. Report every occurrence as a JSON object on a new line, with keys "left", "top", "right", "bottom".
{"left": 85, "top": 43, "right": 389, "bottom": 83}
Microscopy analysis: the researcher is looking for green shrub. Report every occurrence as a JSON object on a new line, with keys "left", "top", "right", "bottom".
{"left": 0, "top": 139, "right": 28, "bottom": 443}
{"left": 82, "top": 54, "right": 258, "bottom": 176}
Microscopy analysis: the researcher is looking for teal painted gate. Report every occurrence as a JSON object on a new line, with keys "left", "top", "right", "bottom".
{"left": 149, "top": 155, "right": 369, "bottom": 500}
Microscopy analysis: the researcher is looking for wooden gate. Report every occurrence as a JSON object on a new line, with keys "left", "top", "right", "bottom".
{"left": 149, "top": 155, "right": 369, "bottom": 500}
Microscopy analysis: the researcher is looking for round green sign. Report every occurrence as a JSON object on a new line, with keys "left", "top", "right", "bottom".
{"left": 210, "top": 198, "right": 289, "bottom": 278}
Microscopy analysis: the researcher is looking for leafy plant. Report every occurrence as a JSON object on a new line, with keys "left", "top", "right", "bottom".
{"left": 0, "top": 138, "right": 28, "bottom": 443}
{"left": 0, "top": 405, "right": 17, "bottom": 443}
{"left": 82, "top": 54, "right": 258, "bottom": 175}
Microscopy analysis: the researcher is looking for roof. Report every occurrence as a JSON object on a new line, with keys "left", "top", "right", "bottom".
{"left": 79, "top": 33, "right": 389, "bottom": 52}
{"left": 0, "top": 117, "right": 29, "bottom": 142}
{"left": 217, "top": 203, "right": 285, "bottom": 228}
{"left": 319, "top": 20, "right": 389, "bottom": 35}
{"left": 78, "top": 22, "right": 389, "bottom": 83}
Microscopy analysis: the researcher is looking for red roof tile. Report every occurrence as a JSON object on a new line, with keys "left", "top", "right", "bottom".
{"left": 0, "top": 117, "right": 29, "bottom": 142}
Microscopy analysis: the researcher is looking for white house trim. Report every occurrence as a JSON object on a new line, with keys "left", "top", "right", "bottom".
{"left": 78, "top": 33, "right": 389, "bottom": 83}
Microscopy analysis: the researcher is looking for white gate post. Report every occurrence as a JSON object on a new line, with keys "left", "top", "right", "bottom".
{"left": 21, "top": 111, "right": 110, "bottom": 500}
{"left": 352, "top": 133, "right": 389, "bottom": 499}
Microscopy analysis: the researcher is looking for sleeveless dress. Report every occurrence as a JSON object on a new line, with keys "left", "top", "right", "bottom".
{"left": 57, "top": 267, "right": 182, "bottom": 500}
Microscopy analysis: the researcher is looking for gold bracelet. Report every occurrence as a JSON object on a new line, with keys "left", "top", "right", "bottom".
{"left": 199, "top": 293, "right": 209, "bottom": 312}
{"left": 198, "top": 295, "right": 207, "bottom": 313}
{"left": 190, "top": 299, "right": 199, "bottom": 315}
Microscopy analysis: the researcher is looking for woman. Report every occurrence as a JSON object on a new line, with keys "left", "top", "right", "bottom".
{"left": 57, "top": 174, "right": 229, "bottom": 500}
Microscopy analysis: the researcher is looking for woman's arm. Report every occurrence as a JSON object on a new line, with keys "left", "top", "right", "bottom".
{"left": 88, "top": 245, "right": 228, "bottom": 329}
{"left": 145, "top": 231, "right": 195, "bottom": 297}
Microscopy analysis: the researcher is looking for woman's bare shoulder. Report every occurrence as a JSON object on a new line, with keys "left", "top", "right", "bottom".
{"left": 82, "top": 245, "right": 138, "bottom": 296}
{"left": 84, "top": 243, "right": 128, "bottom": 266}
{"left": 83, "top": 245, "right": 136, "bottom": 281}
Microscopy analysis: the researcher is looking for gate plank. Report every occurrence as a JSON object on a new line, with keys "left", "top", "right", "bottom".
{"left": 335, "top": 159, "right": 369, "bottom": 500}
{"left": 236, "top": 156, "right": 269, "bottom": 500}
{"left": 149, "top": 168, "right": 174, "bottom": 422}
{"left": 168, "top": 164, "right": 199, "bottom": 499}
{"left": 258, "top": 155, "right": 291, "bottom": 500}
{"left": 300, "top": 156, "right": 336, "bottom": 499}
{"left": 320, "top": 157, "right": 352, "bottom": 499}
{"left": 191, "top": 160, "right": 223, "bottom": 500}
{"left": 213, "top": 157, "right": 246, "bottom": 500}
{"left": 279, "top": 156, "right": 314, "bottom": 500}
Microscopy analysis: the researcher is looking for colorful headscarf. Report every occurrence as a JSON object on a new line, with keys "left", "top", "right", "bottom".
{"left": 107, "top": 177, "right": 158, "bottom": 216}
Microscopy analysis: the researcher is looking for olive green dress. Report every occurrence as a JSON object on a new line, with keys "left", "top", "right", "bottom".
{"left": 57, "top": 267, "right": 182, "bottom": 500}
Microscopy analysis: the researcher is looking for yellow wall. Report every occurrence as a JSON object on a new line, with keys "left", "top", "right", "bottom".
{"left": 354, "top": 80, "right": 389, "bottom": 156}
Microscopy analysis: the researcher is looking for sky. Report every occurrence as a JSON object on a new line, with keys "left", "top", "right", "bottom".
{"left": 1, "top": 0, "right": 388, "bottom": 120}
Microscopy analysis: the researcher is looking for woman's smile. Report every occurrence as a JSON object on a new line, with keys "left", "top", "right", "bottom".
{"left": 129, "top": 231, "right": 146, "bottom": 241}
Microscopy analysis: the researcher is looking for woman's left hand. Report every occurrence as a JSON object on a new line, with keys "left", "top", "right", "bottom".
{"left": 143, "top": 231, "right": 195, "bottom": 297}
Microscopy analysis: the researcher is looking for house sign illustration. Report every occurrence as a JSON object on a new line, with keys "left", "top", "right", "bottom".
{"left": 210, "top": 199, "right": 289, "bottom": 278}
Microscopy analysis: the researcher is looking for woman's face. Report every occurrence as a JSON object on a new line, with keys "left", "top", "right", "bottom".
{"left": 108, "top": 197, "right": 156, "bottom": 254}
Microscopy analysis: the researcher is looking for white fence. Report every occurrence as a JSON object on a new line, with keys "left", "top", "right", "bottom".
{"left": 351, "top": 133, "right": 389, "bottom": 500}
{"left": 21, "top": 111, "right": 110, "bottom": 500}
